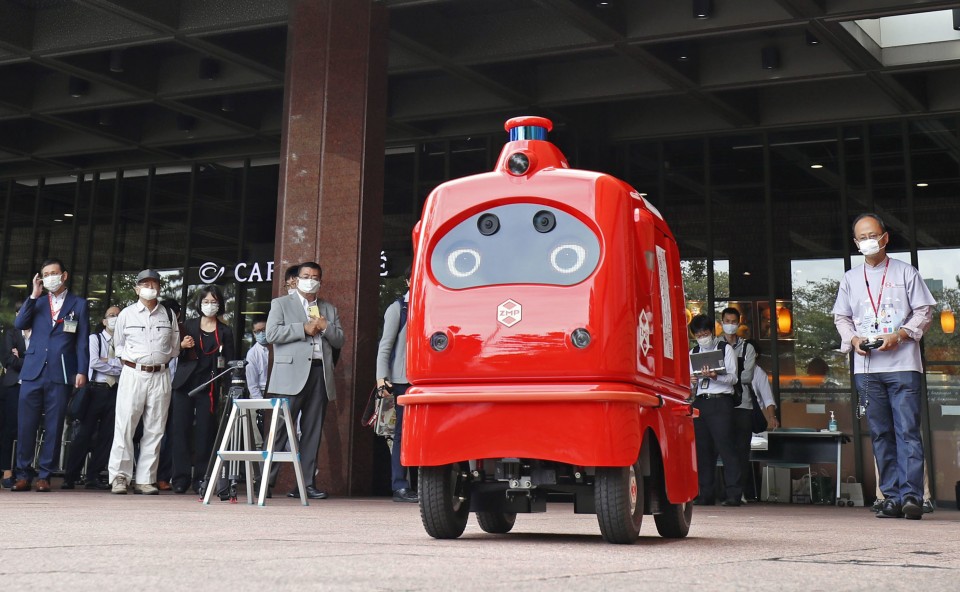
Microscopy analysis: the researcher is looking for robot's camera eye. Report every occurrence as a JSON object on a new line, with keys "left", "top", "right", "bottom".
{"left": 533, "top": 210, "right": 556, "bottom": 233}
{"left": 507, "top": 152, "right": 530, "bottom": 175}
{"left": 477, "top": 213, "right": 500, "bottom": 236}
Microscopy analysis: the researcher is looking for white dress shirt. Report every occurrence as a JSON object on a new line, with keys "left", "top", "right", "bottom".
{"left": 114, "top": 301, "right": 181, "bottom": 365}
{"left": 88, "top": 331, "right": 122, "bottom": 383}
{"left": 245, "top": 342, "right": 269, "bottom": 399}
{"left": 689, "top": 339, "right": 738, "bottom": 396}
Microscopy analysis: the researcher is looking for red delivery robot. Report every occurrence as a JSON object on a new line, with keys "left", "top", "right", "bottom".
{"left": 400, "top": 116, "right": 697, "bottom": 544}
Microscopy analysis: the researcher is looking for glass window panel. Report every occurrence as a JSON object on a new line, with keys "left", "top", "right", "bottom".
{"left": 449, "top": 137, "right": 488, "bottom": 179}
{"left": 663, "top": 140, "right": 706, "bottom": 259}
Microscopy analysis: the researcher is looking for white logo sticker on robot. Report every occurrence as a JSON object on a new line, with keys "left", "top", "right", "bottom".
{"left": 497, "top": 299, "right": 522, "bottom": 327}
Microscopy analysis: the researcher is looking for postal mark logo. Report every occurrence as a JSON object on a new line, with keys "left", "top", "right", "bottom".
{"left": 497, "top": 299, "right": 522, "bottom": 327}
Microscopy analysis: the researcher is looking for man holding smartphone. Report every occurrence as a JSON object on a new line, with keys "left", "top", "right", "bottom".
{"left": 11, "top": 258, "right": 89, "bottom": 492}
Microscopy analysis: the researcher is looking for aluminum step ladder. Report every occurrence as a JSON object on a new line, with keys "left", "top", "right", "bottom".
{"left": 202, "top": 397, "right": 308, "bottom": 506}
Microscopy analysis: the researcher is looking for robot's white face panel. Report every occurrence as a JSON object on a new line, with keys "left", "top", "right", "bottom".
{"left": 431, "top": 203, "right": 601, "bottom": 289}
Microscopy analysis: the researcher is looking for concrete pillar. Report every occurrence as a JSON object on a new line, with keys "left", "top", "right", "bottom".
{"left": 272, "top": 0, "right": 388, "bottom": 495}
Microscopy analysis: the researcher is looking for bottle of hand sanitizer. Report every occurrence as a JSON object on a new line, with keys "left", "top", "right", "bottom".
{"left": 828, "top": 411, "right": 838, "bottom": 432}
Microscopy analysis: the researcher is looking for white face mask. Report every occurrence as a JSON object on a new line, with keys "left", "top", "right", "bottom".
{"left": 721, "top": 323, "right": 738, "bottom": 335}
{"left": 42, "top": 274, "right": 63, "bottom": 292}
{"left": 857, "top": 238, "right": 882, "bottom": 256}
{"left": 201, "top": 303, "right": 219, "bottom": 318}
{"left": 106, "top": 317, "right": 117, "bottom": 331}
{"left": 696, "top": 336, "right": 715, "bottom": 349}
{"left": 138, "top": 287, "right": 158, "bottom": 301}
{"left": 297, "top": 278, "right": 320, "bottom": 294}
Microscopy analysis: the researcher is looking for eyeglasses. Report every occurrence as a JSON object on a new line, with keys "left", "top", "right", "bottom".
{"left": 693, "top": 331, "right": 713, "bottom": 339}
{"left": 41, "top": 271, "right": 63, "bottom": 278}
{"left": 855, "top": 233, "right": 884, "bottom": 241}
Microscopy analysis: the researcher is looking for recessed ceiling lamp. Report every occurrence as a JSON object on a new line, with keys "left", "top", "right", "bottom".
{"left": 68, "top": 76, "right": 89, "bottom": 98}
{"left": 109, "top": 49, "right": 124, "bottom": 73}
{"left": 804, "top": 31, "right": 820, "bottom": 45}
{"left": 810, "top": 164, "right": 823, "bottom": 169}
{"left": 198, "top": 57, "right": 220, "bottom": 81}
{"left": 64, "top": 213, "right": 74, "bottom": 217}
{"left": 692, "top": 0, "right": 712, "bottom": 19}
{"left": 916, "top": 182, "right": 929, "bottom": 187}
{"left": 176, "top": 114, "right": 197, "bottom": 132}
{"left": 761, "top": 46, "right": 780, "bottom": 70}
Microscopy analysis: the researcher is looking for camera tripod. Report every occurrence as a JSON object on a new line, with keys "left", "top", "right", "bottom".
{"left": 189, "top": 360, "right": 261, "bottom": 502}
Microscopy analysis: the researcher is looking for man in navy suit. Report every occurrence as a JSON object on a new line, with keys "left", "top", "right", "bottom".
{"left": 11, "top": 258, "right": 89, "bottom": 492}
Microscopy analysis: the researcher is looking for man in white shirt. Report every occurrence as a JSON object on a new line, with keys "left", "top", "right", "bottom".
{"left": 833, "top": 213, "right": 935, "bottom": 520}
{"left": 688, "top": 313, "right": 742, "bottom": 507}
{"left": 245, "top": 317, "right": 269, "bottom": 400}
{"left": 63, "top": 306, "right": 122, "bottom": 490}
{"left": 108, "top": 269, "right": 180, "bottom": 495}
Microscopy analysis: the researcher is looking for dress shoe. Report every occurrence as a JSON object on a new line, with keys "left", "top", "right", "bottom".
{"left": 85, "top": 480, "right": 111, "bottom": 490}
{"left": 288, "top": 486, "right": 328, "bottom": 499}
{"left": 35, "top": 479, "right": 51, "bottom": 492}
{"left": 876, "top": 498, "right": 902, "bottom": 518}
{"left": 1, "top": 476, "right": 14, "bottom": 489}
{"left": 871, "top": 498, "right": 884, "bottom": 513}
{"left": 901, "top": 495, "right": 923, "bottom": 520}
{"left": 392, "top": 488, "right": 419, "bottom": 503}
{"left": 157, "top": 481, "right": 172, "bottom": 491}
{"left": 172, "top": 483, "right": 187, "bottom": 494}
{"left": 11, "top": 479, "right": 31, "bottom": 492}
{"left": 720, "top": 498, "right": 741, "bottom": 507}
{"left": 692, "top": 496, "right": 715, "bottom": 506}
{"left": 61, "top": 480, "right": 76, "bottom": 490}
{"left": 253, "top": 482, "right": 272, "bottom": 499}
{"left": 923, "top": 499, "right": 935, "bottom": 514}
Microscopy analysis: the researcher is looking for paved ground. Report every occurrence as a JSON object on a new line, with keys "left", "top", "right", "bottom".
{"left": 1, "top": 486, "right": 957, "bottom": 591}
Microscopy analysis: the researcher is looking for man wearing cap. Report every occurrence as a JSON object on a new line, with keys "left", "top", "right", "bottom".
{"left": 11, "top": 257, "right": 89, "bottom": 492}
{"left": 108, "top": 269, "right": 180, "bottom": 495}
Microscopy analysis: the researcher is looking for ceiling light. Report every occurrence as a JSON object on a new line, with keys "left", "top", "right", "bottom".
{"left": 743, "top": 271, "right": 751, "bottom": 276}
{"left": 198, "top": 57, "right": 220, "bottom": 81}
{"left": 109, "top": 49, "right": 124, "bottom": 73}
{"left": 805, "top": 31, "right": 820, "bottom": 45}
{"left": 761, "top": 46, "right": 780, "bottom": 70}
{"left": 10, "top": 284, "right": 28, "bottom": 288}
{"left": 810, "top": 164, "right": 823, "bottom": 169}
{"left": 176, "top": 114, "right": 196, "bottom": 132}
{"left": 692, "top": 0, "right": 712, "bottom": 19}
{"left": 68, "top": 76, "right": 89, "bottom": 98}
{"left": 54, "top": 218, "right": 63, "bottom": 222}
{"left": 64, "top": 213, "right": 74, "bottom": 217}
{"left": 220, "top": 95, "right": 236, "bottom": 112}
{"left": 678, "top": 55, "right": 690, "bottom": 61}
{"left": 916, "top": 182, "right": 929, "bottom": 187}
{"left": 97, "top": 109, "right": 115, "bottom": 127}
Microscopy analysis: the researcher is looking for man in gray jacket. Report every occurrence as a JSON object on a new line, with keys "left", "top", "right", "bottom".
{"left": 265, "top": 261, "right": 344, "bottom": 499}
{"left": 376, "top": 266, "right": 417, "bottom": 502}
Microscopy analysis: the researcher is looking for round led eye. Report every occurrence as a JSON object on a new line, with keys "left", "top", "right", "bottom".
{"left": 550, "top": 244, "right": 586, "bottom": 274}
{"left": 477, "top": 213, "right": 500, "bottom": 236}
{"left": 447, "top": 248, "right": 481, "bottom": 278}
{"left": 507, "top": 152, "right": 530, "bottom": 175}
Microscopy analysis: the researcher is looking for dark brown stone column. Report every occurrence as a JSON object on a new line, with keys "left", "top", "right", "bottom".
{"left": 273, "top": 0, "right": 387, "bottom": 495}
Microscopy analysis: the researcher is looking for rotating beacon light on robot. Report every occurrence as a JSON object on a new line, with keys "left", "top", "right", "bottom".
{"left": 400, "top": 116, "right": 698, "bottom": 544}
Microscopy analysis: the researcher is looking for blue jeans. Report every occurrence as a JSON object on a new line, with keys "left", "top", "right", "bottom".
{"left": 391, "top": 383, "right": 410, "bottom": 492}
{"left": 854, "top": 371, "right": 924, "bottom": 503}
